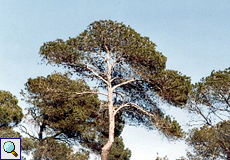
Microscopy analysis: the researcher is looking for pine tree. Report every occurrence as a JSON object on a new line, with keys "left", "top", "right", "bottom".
{"left": 39, "top": 20, "right": 191, "bottom": 159}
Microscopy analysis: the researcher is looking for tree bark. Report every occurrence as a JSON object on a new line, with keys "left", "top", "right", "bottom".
{"left": 101, "top": 94, "right": 115, "bottom": 160}
{"left": 37, "top": 122, "right": 45, "bottom": 160}
{"left": 101, "top": 47, "right": 115, "bottom": 160}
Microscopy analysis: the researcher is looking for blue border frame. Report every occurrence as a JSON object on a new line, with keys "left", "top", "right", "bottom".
{"left": 0, "top": 138, "right": 21, "bottom": 160}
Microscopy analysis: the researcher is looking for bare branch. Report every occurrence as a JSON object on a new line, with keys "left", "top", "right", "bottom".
{"left": 85, "top": 65, "right": 108, "bottom": 85}
{"left": 114, "top": 103, "right": 130, "bottom": 116}
{"left": 46, "top": 88, "right": 108, "bottom": 97}
{"left": 211, "top": 109, "right": 225, "bottom": 122}
{"left": 19, "top": 125, "right": 38, "bottom": 140}
{"left": 68, "top": 62, "right": 108, "bottom": 85}
{"left": 111, "top": 77, "right": 118, "bottom": 82}
{"left": 104, "top": 44, "right": 110, "bottom": 56}
{"left": 70, "top": 91, "right": 108, "bottom": 97}
{"left": 219, "top": 92, "right": 230, "bottom": 107}
{"left": 189, "top": 103, "right": 212, "bottom": 125}
{"left": 129, "top": 102, "right": 156, "bottom": 120}
{"left": 211, "top": 105, "right": 230, "bottom": 113}
{"left": 114, "top": 102, "right": 157, "bottom": 121}
{"left": 112, "top": 78, "right": 136, "bottom": 91}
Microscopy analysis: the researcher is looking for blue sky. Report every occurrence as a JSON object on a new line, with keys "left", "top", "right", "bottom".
{"left": 0, "top": 1, "right": 230, "bottom": 159}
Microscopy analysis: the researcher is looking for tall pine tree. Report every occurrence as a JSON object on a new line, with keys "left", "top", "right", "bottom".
{"left": 39, "top": 20, "right": 191, "bottom": 159}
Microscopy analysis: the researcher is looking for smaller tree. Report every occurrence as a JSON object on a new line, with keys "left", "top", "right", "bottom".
{"left": 0, "top": 90, "right": 23, "bottom": 128}
{"left": 0, "top": 90, "right": 34, "bottom": 158}
{"left": 32, "top": 137, "right": 90, "bottom": 160}
{"left": 21, "top": 73, "right": 131, "bottom": 159}
{"left": 187, "top": 120, "right": 230, "bottom": 159}
{"left": 188, "top": 67, "right": 230, "bottom": 125}
{"left": 187, "top": 68, "right": 230, "bottom": 159}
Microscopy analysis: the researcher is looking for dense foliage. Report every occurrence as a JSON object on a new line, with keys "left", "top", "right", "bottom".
{"left": 21, "top": 73, "right": 131, "bottom": 159}
{"left": 108, "top": 137, "right": 131, "bottom": 160}
{"left": 0, "top": 90, "right": 23, "bottom": 127}
{"left": 32, "top": 138, "right": 90, "bottom": 160}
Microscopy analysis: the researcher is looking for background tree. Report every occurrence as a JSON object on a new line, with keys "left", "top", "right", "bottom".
{"left": 0, "top": 90, "right": 23, "bottom": 128}
{"left": 39, "top": 20, "right": 191, "bottom": 159}
{"left": 32, "top": 138, "right": 90, "bottom": 160}
{"left": 21, "top": 73, "right": 131, "bottom": 160}
{"left": 187, "top": 68, "right": 230, "bottom": 159}
{"left": 187, "top": 121, "right": 230, "bottom": 159}
{"left": 0, "top": 90, "right": 34, "bottom": 159}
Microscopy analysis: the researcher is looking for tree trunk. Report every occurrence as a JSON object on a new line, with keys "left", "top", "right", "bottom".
{"left": 38, "top": 123, "right": 44, "bottom": 140}
{"left": 101, "top": 87, "right": 115, "bottom": 160}
{"left": 101, "top": 49, "right": 115, "bottom": 160}
{"left": 37, "top": 122, "right": 45, "bottom": 160}
{"left": 101, "top": 116, "right": 115, "bottom": 160}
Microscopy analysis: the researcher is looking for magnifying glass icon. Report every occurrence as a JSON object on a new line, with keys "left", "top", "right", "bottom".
{"left": 3, "top": 141, "right": 18, "bottom": 157}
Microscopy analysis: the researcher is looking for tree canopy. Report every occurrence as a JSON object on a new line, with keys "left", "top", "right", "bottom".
{"left": 40, "top": 20, "right": 190, "bottom": 107}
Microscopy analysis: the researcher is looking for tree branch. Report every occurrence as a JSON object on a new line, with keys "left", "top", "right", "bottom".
{"left": 114, "top": 102, "right": 157, "bottom": 121}
{"left": 188, "top": 103, "right": 211, "bottom": 125}
{"left": 69, "top": 91, "right": 108, "bottom": 97}
{"left": 111, "top": 77, "right": 118, "bottom": 82}
{"left": 128, "top": 102, "right": 157, "bottom": 121}
{"left": 46, "top": 88, "right": 108, "bottom": 97}
{"left": 85, "top": 65, "right": 108, "bottom": 85}
{"left": 219, "top": 92, "right": 230, "bottom": 108}
{"left": 19, "top": 125, "right": 39, "bottom": 141}
{"left": 112, "top": 78, "right": 136, "bottom": 91}
{"left": 114, "top": 103, "right": 130, "bottom": 116}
